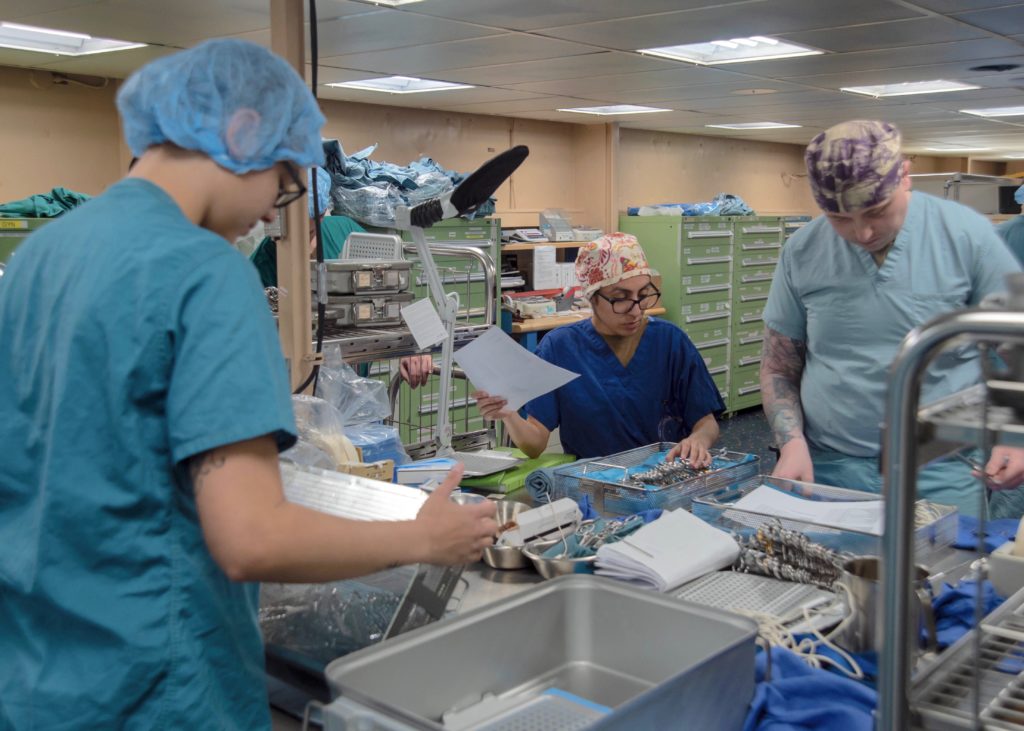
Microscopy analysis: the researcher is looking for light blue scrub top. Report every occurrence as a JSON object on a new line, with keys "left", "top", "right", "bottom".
{"left": 764, "top": 191, "right": 1021, "bottom": 515}
{"left": 0, "top": 179, "right": 296, "bottom": 729}
{"left": 524, "top": 317, "right": 725, "bottom": 459}
{"left": 997, "top": 215, "right": 1024, "bottom": 267}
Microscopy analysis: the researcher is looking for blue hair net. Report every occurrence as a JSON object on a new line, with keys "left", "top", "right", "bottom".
{"left": 309, "top": 167, "right": 332, "bottom": 218}
{"left": 116, "top": 39, "right": 325, "bottom": 174}
{"left": 1016, "top": 183, "right": 1024, "bottom": 206}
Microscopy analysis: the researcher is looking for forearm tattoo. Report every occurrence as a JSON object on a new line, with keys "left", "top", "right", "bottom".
{"left": 188, "top": 449, "right": 227, "bottom": 497}
{"left": 761, "top": 328, "right": 808, "bottom": 447}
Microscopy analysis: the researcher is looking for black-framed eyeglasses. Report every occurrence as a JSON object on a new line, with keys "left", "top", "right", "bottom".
{"left": 595, "top": 287, "right": 661, "bottom": 314}
{"left": 274, "top": 163, "right": 306, "bottom": 209}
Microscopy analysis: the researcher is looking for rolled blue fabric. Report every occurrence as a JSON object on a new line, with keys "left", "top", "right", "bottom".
{"left": 526, "top": 467, "right": 559, "bottom": 503}
{"left": 117, "top": 39, "right": 325, "bottom": 173}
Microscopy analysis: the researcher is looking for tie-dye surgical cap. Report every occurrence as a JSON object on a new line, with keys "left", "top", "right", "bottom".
{"left": 804, "top": 120, "right": 904, "bottom": 214}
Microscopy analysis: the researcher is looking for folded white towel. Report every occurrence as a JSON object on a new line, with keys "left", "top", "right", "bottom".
{"left": 596, "top": 509, "right": 740, "bottom": 592}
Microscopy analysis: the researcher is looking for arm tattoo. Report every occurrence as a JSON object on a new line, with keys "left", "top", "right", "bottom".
{"left": 760, "top": 328, "right": 808, "bottom": 448}
{"left": 188, "top": 449, "right": 227, "bottom": 497}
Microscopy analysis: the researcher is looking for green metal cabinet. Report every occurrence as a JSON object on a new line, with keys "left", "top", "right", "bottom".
{"left": 367, "top": 218, "right": 501, "bottom": 446}
{"left": 0, "top": 218, "right": 49, "bottom": 263}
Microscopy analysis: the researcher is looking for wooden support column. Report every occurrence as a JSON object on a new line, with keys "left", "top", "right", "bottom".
{"left": 270, "top": 0, "right": 315, "bottom": 392}
{"left": 604, "top": 122, "right": 620, "bottom": 234}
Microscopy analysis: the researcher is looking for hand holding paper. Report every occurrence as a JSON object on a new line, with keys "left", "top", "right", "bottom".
{"left": 454, "top": 326, "right": 579, "bottom": 412}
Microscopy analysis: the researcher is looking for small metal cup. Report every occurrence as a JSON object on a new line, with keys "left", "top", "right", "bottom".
{"left": 838, "top": 556, "right": 937, "bottom": 654}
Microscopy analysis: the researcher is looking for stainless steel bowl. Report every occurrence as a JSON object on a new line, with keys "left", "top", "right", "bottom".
{"left": 482, "top": 544, "right": 529, "bottom": 570}
{"left": 449, "top": 491, "right": 487, "bottom": 506}
{"left": 522, "top": 539, "right": 597, "bottom": 580}
{"left": 483, "top": 501, "right": 530, "bottom": 570}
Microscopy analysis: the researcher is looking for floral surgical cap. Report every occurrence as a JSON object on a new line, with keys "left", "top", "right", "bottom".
{"left": 804, "top": 120, "right": 904, "bottom": 214}
{"left": 576, "top": 233, "right": 657, "bottom": 298}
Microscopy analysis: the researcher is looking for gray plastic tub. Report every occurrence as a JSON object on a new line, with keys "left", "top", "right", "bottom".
{"left": 324, "top": 575, "right": 757, "bottom": 730}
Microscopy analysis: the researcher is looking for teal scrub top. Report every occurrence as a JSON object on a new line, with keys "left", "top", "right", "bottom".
{"left": 0, "top": 178, "right": 297, "bottom": 729}
{"left": 764, "top": 191, "right": 1021, "bottom": 458}
{"left": 249, "top": 214, "right": 364, "bottom": 288}
{"left": 997, "top": 215, "right": 1024, "bottom": 267}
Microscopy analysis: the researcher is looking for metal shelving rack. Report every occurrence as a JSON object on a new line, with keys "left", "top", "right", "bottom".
{"left": 880, "top": 307, "right": 1024, "bottom": 729}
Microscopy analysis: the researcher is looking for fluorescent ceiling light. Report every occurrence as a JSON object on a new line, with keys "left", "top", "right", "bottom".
{"left": 558, "top": 104, "right": 671, "bottom": 116}
{"left": 960, "top": 105, "right": 1024, "bottom": 118}
{"left": 0, "top": 22, "right": 145, "bottom": 56}
{"left": 352, "top": 0, "right": 424, "bottom": 5}
{"left": 705, "top": 122, "right": 802, "bottom": 130}
{"left": 925, "top": 147, "right": 992, "bottom": 152}
{"left": 841, "top": 80, "right": 980, "bottom": 98}
{"left": 638, "top": 36, "right": 820, "bottom": 65}
{"left": 325, "top": 76, "right": 473, "bottom": 94}
{"left": 1003, "top": 153, "right": 1024, "bottom": 159}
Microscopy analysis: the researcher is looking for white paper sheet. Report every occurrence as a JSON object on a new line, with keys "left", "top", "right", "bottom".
{"left": 401, "top": 298, "right": 448, "bottom": 350}
{"left": 732, "top": 485, "right": 884, "bottom": 535}
{"left": 595, "top": 509, "right": 740, "bottom": 593}
{"left": 453, "top": 326, "right": 579, "bottom": 412}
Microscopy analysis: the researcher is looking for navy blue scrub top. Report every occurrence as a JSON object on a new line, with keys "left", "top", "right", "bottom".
{"left": 524, "top": 317, "right": 724, "bottom": 459}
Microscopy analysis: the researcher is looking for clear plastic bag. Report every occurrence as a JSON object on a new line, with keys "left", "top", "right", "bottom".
{"left": 280, "top": 439, "right": 336, "bottom": 470}
{"left": 291, "top": 394, "right": 359, "bottom": 467}
{"left": 315, "top": 348, "right": 392, "bottom": 426}
{"left": 259, "top": 567, "right": 415, "bottom": 664}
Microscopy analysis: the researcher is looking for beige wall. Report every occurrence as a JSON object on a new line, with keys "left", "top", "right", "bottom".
{"left": 617, "top": 128, "right": 817, "bottom": 217}
{"left": 10, "top": 62, "right": 1013, "bottom": 226}
{"left": 0, "top": 66, "right": 125, "bottom": 200}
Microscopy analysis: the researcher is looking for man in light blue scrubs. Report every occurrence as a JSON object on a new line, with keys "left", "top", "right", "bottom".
{"left": 996, "top": 183, "right": 1024, "bottom": 266}
{"left": 0, "top": 39, "right": 496, "bottom": 730}
{"left": 761, "top": 120, "right": 1024, "bottom": 518}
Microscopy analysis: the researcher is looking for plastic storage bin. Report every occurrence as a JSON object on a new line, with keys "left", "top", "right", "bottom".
{"left": 551, "top": 443, "right": 759, "bottom": 516}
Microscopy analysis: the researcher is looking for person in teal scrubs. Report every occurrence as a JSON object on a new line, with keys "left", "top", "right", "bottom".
{"left": 248, "top": 166, "right": 364, "bottom": 288}
{"left": 761, "top": 120, "right": 1024, "bottom": 517}
{"left": 996, "top": 183, "right": 1024, "bottom": 266}
{"left": 0, "top": 39, "right": 496, "bottom": 730}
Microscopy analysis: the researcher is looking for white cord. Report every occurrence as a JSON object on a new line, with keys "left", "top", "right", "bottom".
{"left": 738, "top": 583, "right": 865, "bottom": 681}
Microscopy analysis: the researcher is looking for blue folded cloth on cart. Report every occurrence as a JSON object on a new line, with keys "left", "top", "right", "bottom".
{"left": 744, "top": 647, "right": 876, "bottom": 731}
{"left": 954, "top": 515, "right": 1019, "bottom": 552}
{"left": 930, "top": 579, "right": 1005, "bottom": 650}
{"left": 526, "top": 466, "right": 560, "bottom": 502}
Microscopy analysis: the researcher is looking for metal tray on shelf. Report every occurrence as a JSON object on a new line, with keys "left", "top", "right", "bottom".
{"left": 313, "top": 260, "right": 412, "bottom": 296}
{"left": 550, "top": 443, "right": 758, "bottom": 516}
{"left": 320, "top": 292, "right": 415, "bottom": 327}
{"left": 913, "top": 584, "right": 1024, "bottom": 729}
{"left": 691, "top": 474, "right": 958, "bottom": 561}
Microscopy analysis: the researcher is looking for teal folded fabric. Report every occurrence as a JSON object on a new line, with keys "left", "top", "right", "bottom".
{"left": 0, "top": 187, "right": 92, "bottom": 218}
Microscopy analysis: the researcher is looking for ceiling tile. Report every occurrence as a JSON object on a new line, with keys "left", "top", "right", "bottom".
{"left": 504, "top": 65, "right": 748, "bottom": 97}
{"left": 790, "top": 54, "right": 1024, "bottom": 89}
{"left": 539, "top": 0, "right": 926, "bottom": 51}
{"left": 779, "top": 17, "right": 986, "bottom": 54}
{"left": 747, "top": 39, "right": 1024, "bottom": 79}
{"left": 306, "top": 11, "right": 500, "bottom": 57}
{"left": 436, "top": 51, "right": 679, "bottom": 86}
{"left": 397, "top": 0, "right": 745, "bottom": 32}
{"left": 12, "top": 0, "right": 270, "bottom": 45}
{"left": 1, "top": 0, "right": 101, "bottom": 18}
{"left": 952, "top": 5, "right": 1024, "bottom": 36}
{"left": 909, "top": 0, "right": 1018, "bottom": 12}
{"left": 320, "top": 34, "right": 598, "bottom": 75}
{"left": 317, "top": 84, "right": 542, "bottom": 107}
{"left": 33, "top": 44, "right": 177, "bottom": 77}
{"left": 433, "top": 95, "right": 618, "bottom": 114}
